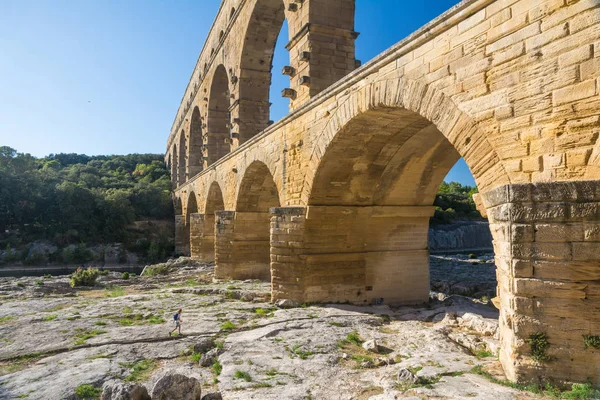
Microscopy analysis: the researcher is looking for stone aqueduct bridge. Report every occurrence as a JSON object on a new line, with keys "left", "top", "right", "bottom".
{"left": 165, "top": 0, "right": 600, "bottom": 385}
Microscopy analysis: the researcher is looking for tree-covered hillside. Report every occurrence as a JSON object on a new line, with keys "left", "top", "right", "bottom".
{"left": 431, "top": 181, "right": 482, "bottom": 225}
{"left": 0, "top": 147, "right": 173, "bottom": 265}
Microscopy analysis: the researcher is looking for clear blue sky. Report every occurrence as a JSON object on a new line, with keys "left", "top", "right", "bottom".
{"left": 0, "top": 0, "right": 474, "bottom": 185}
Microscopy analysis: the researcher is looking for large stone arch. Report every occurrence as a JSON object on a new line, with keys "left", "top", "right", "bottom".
{"left": 236, "top": 0, "right": 286, "bottom": 143}
{"left": 302, "top": 76, "right": 511, "bottom": 204}
{"left": 178, "top": 132, "right": 187, "bottom": 186}
{"left": 188, "top": 106, "right": 203, "bottom": 178}
{"left": 207, "top": 65, "right": 231, "bottom": 166}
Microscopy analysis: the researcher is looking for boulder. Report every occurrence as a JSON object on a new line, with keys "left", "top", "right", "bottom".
{"left": 151, "top": 373, "right": 202, "bottom": 400}
{"left": 439, "top": 312, "right": 458, "bottom": 327}
{"left": 101, "top": 379, "right": 150, "bottom": 400}
{"left": 276, "top": 299, "right": 299, "bottom": 308}
{"left": 193, "top": 338, "right": 215, "bottom": 354}
{"left": 199, "top": 348, "right": 220, "bottom": 367}
{"left": 397, "top": 368, "right": 418, "bottom": 384}
{"left": 201, "top": 393, "right": 223, "bottom": 400}
{"left": 361, "top": 339, "right": 379, "bottom": 353}
{"left": 457, "top": 313, "right": 498, "bottom": 337}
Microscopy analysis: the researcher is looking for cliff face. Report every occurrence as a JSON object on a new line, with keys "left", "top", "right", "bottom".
{"left": 429, "top": 221, "right": 492, "bottom": 252}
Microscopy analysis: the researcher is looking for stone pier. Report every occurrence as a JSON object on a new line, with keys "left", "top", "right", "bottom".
{"left": 215, "top": 211, "right": 271, "bottom": 281}
{"left": 270, "top": 206, "right": 434, "bottom": 305}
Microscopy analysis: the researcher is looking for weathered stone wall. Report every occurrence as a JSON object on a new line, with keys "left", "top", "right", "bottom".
{"left": 483, "top": 181, "right": 600, "bottom": 384}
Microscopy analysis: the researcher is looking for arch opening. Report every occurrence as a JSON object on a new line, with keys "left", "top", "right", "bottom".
{"left": 171, "top": 144, "right": 178, "bottom": 188}
{"left": 237, "top": 161, "right": 280, "bottom": 212}
{"left": 184, "top": 192, "right": 198, "bottom": 257}
{"left": 173, "top": 196, "right": 182, "bottom": 216}
{"left": 207, "top": 65, "right": 231, "bottom": 165}
{"left": 238, "top": 0, "right": 288, "bottom": 142}
{"left": 188, "top": 107, "right": 203, "bottom": 177}
{"left": 303, "top": 106, "right": 496, "bottom": 307}
{"left": 191, "top": 182, "right": 225, "bottom": 262}
{"left": 206, "top": 181, "right": 225, "bottom": 216}
{"left": 220, "top": 161, "right": 280, "bottom": 281}
{"left": 178, "top": 133, "right": 186, "bottom": 186}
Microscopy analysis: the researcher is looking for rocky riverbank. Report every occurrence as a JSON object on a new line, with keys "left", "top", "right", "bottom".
{"left": 0, "top": 256, "right": 571, "bottom": 399}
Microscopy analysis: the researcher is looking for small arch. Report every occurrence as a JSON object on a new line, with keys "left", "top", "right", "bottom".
{"left": 196, "top": 181, "right": 225, "bottom": 263}
{"left": 188, "top": 106, "right": 203, "bottom": 177}
{"left": 236, "top": 161, "right": 280, "bottom": 212}
{"left": 171, "top": 144, "right": 178, "bottom": 188}
{"left": 233, "top": 161, "right": 281, "bottom": 281}
{"left": 173, "top": 196, "right": 182, "bottom": 216}
{"left": 219, "top": 30, "right": 224, "bottom": 41}
{"left": 230, "top": 7, "right": 235, "bottom": 20}
{"left": 205, "top": 181, "right": 225, "bottom": 215}
{"left": 207, "top": 65, "right": 231, "bottom": 165}
{"left": 186, "top": 192, "right": 198, "bottom": 222}
{"left": 184, "top": 192, "right": 199, "bottom": 257}
{"left": 178, "top": 131, "right": 187, "bottom": 186}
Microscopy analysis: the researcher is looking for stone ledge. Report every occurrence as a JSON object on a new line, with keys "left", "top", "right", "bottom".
{"left": 481, "top": 181, "right": 600, "bottom": 208}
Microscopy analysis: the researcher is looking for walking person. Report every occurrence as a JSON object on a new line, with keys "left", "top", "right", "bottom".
{"left": 169, "top": 308, "right": 183, "bottom": 337}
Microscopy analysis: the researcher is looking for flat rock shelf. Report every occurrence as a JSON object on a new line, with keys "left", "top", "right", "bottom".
{"left": 0, "top": 257, "right": 559, "bottom": 399}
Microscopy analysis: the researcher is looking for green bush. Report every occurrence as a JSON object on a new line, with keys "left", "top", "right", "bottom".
{"left": 583, "top": 334, "right": 600, "bottom": 350}
{"left": 234, "top": 370, "right": 252, "bottom": 382}
{"left": 528, "top": 332, "right": 550, "bottom": 362}
{"left": 70, "top": 267, "right": 100, "bottom": 287}
{"left": 75, "top": 384, "right": 101, "bottom": 399}
{"left": 121, "top": 272, "right": 130, "bottom": 280}
{"left": 141, "top": 264, "right": 171, "bottom": 277}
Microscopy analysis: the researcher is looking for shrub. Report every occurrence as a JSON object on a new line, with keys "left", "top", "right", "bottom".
{"left": 141, "top": 264, "right": 171, "bottom": 277}
{"left": 583, "top": 334, "right": 600, "bottom": 350}
{"left": 212, "top": 360, "right": 222, "bottom": 376}
{"left": 346, "top": 331, "right": 363, "bottom": 346}
{"left": 234, "top": 370, "right": 252, "bottom": 382}
{"left": 124, "top": 359, "right": 157, "bottom": 382}
{"left": 528, "top": 332, "right": 550, "bottom": 362}
{"left": 70, "top": 267, "right": 99, "bottom": 287}
{"left": 121, "top": 272, "right": 130, "bottom": 280}
{"left": 75, "top": 384, "right": 101, "bottom": 399}
{"left": 105, "top": 285, "right": 125, "bottom": 298}
{"left": 221, "top": 320, "right": 237, "bottom": 331}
